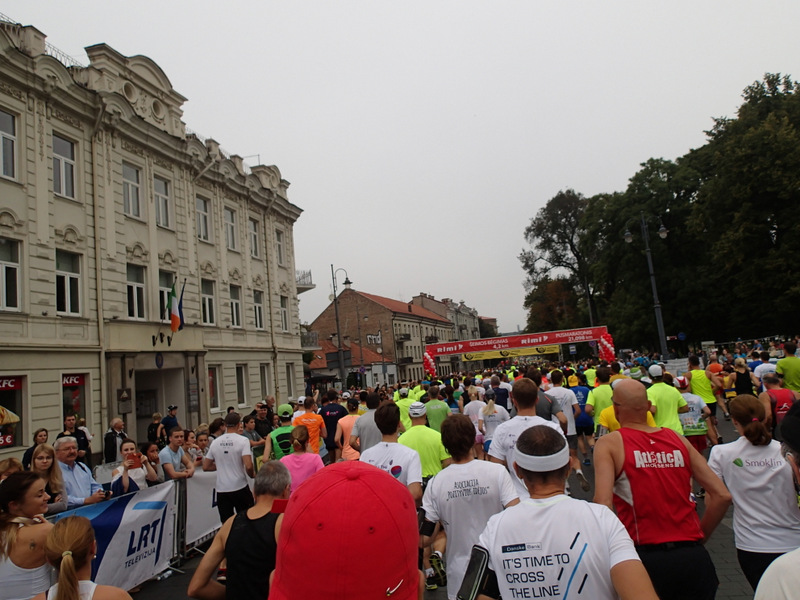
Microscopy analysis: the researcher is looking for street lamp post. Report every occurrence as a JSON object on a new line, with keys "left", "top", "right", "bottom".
{"left": 624, "top": 212, "right": 670, "bottom": 359}
{"left": 331, "top": 264, "right": 352, "bottom": 389}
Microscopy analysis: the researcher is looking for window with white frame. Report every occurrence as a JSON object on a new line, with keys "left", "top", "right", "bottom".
{"left": 279, "top": 295, "right": 289, "bottom": 332}
{"left": 236, "top": 364, "right": 247, "bottom": 406}
{"left": 0, "top": 238, "right": 20, "bottom": 311}
{"left": 224, "top": 207, "right": 237, "bottom": 250}
{"left": 275, "top": 229, "right": 285, "bottom": 266}
{"left": 196, "top": 196, "right": 210, "bottom": 242}
{"left": 260, "top": 363, "right": 271, "bottom": 399}
{"left": 249, "top": 218, "right": 260, "bottom": 258}
{"left": 253, "top": 290, "right": 264, "bottom": 330}
{"left": 285, "top": 363, "right": 295, "bottom": 398}
{"left": 122, "top": 162, "right": 141, "bottom": 218}
{"left": 158, "top": 270, "right": 174, "bottom": 323}
{"left": 55, "top": 250, "right": 80, "bottom": 315}
{"left": 0, "top": 109, "right": 16, "bottom": 179}
{"left": 201, "top": 279, "right": 215, "bottom": 325}
{"left": 208, "top": 366, "right": 220, "bottom": 411}
{"left": 126, "top": 264, "right": 145, "bottom": 320}
{"left": 53, "top": 134, "right": 75, "bottom": 199}
{"left": 230, "top": 284, "right": 242, "bottom": 328}
{"left": 154, "top": 176, "right": 171, "bottom": 228}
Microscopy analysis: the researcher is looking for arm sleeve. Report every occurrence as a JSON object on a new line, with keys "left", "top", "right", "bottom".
{"left": 499, "top": 469, "right": 518, "bottom": 506}
{"left": 488, "top": 430, "right": 506, "bottom": 461}
{"left": 407, "top": 453, "right": 423, "bottom": 485}
{"left": 707, "top": 445, "right": 723, "bottom": 480}
{"left": 421, "top": 483, "right": 439, "bottom": 522}
{"left": 587, "top": 391, "right": 596, "bottom": 407}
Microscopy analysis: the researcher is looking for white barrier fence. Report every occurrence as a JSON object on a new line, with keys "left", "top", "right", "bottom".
{"left": 51, "top": 472, "right": 224, "bottom": 590}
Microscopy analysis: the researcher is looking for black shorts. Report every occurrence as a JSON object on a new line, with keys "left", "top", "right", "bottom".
{"left": 216, "top": 485, "right": 254, "bottom": 523}
{"left": 566, "top": 434, "right": 578, "bottom": 450}
{"left": 636, "top": 542, "right": 718, "bottom": 600}
{"left": 575, "top": 424, "right": 594, "bottom": 437}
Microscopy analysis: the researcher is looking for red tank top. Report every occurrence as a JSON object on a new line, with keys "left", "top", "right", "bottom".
{"left": 613, "top": 427, "right": 703, "bottom": 545}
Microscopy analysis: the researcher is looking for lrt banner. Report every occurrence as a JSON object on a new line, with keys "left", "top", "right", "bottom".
{"left": 52, "top": 482, "right": 175, "bottom": 591}
{"left": 185, "top": 470, "right": 222, "bottom": 547}
{"left": 427, "top": 326, "right": 608, "bottom": 357}
{"left": 462, "top": 345, "right": 560, "bottom": 361}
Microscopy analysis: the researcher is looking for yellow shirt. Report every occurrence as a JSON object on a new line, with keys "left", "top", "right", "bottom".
{"left": 598, "top": 405, "right": 655, "bottom": 432}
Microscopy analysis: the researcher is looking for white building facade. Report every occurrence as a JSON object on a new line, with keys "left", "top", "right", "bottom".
{"left": 0, "top": 22, "right": 310, "bottom": 458}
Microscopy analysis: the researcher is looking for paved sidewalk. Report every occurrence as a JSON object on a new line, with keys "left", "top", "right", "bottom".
{"left": 134, "top": 418, "right": 754, "bottom": 599}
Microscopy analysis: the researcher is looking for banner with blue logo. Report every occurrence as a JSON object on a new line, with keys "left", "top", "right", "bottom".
{"left": 53, "top": 482, "right": 176, "bottom": 591}
{"left": 185, "top": 470, "right": 222, "bottom": 547}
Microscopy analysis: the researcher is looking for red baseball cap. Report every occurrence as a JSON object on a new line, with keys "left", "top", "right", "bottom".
{"left": 269, "top": 461, "right": 420, "bottom": 600}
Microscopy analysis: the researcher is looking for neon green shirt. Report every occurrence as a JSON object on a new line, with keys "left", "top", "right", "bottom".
{"left": 776, "top": 356, "right": 800, "bottom": 392}
{"left": 689, "top": 369, "right": 716, "bottom": 404}
{"left": 424, "top": 399, "right": 451, "bottom": 432}
{"left": 398, "top": 425, "right": 450, "bottom": 477}
{"left": 587, "top": 384, "right": 613, "bottom": 427}
{"left": 646, "top": 382, "right": 688, "bottom": 434}
{"left": 584, "top": 368, "right": 597, "bottom": 387}
{"left": 396, "top": 397, "right": 414, "bottom": 432}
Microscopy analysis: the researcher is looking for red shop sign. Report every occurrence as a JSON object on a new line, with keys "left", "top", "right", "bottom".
{"left": 62, "top": 374, "right": 85, "bottom": 387}
{"left": 0, "top": 376, "right": 22, "bottom": 390}
{"left": 0, "top": 433, "right": 14, "bottom": 447}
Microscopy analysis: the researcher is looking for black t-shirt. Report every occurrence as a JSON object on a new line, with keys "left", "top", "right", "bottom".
{"left": 319, "top": 403, "right": 348, "bottom": 449}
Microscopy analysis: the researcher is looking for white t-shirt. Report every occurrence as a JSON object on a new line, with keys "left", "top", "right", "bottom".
{"left": 488, "top": 416, "right": 564, "bottom": 499}
{"left": 545, "top": 386, "right": 578, "bottom": 436}
{"left": 708, "top": 437, "right": 800, "bottom": 552}
{"left": 755, "top": 546, "right": 800, "bottom": 599}
{"left": 360, "top": 442, "right": 422, "bottom": 487}
{"left": 463, "top": 400, "right": 487, "bottom": 432}
{"left": 205, "top": 432, "right": 253, "bottom": 493}
{"left": 423, "top": 461, "right": 517, "bottom": 600}
{"left": 482, "top": 406, "right": 511, "bottom": 441}
{"left": 754, "top": 362, "right": 777, "bottom": 382}
{"left": 479, "top": 495, "right": 640, "bottom": 600}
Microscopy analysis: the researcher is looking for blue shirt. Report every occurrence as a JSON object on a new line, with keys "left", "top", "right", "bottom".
{"left": 59, "top": 460, "right": 102, "bottom": 509}
{"left": 571, "top": 385, "right": 594, "bottom": 427}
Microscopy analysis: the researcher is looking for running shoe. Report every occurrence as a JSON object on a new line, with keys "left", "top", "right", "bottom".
{"left": 577, "top": 471, "right": 591, "bottom": 492}
{"left": 583, "top": 458, "right": 591, "bottom": 466}
{"left": 724, "top": 412, "right": 731, "bottom": 420}
{"left": 430, "top": 551, "right": 447, "bottom": 587}
{"left": 216, "top": 568, "right": 227, "bottom": 583}
{"left": 425, "top": 576, "right": 438, "bottom": 591}
{"left": 696, "top": 488, "right": 706, "bottom": 499}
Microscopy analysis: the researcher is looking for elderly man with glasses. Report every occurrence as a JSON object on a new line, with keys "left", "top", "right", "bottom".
{"left": 55, "top": 436, "right": 110, "bottom": 509}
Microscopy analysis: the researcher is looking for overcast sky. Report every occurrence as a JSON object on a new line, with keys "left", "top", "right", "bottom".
{"left": 13, "top": 1, "right": 800, "bottom": 333}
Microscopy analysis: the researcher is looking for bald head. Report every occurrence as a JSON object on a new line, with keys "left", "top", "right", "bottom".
{"left": 613, "top": 379, "right": 651, "bottom": 425}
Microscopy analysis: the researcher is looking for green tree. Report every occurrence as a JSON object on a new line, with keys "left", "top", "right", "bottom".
{"left": 520, "top": 190, "right": 597, "bottom": 325}
{"left": 523, "top": 277, "right": 580, "bottom": 333}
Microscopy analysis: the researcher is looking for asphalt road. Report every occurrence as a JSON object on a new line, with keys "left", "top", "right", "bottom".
{"left": 133, "top": 417, "right": 754, "bottom": 600}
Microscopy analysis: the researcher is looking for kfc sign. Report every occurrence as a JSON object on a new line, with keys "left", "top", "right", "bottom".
{"left": 62, "top": 374, "right": 85, "bottom": 387}
{"left": 0, "top": 377, "right": 22, "bottom": 390}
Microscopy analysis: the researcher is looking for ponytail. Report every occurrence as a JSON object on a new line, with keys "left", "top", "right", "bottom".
{"left": 730, "top": 394, "right": 771, "bottom": 446}
{"left": 291, "top": 425, "right": 309, "bottom": 453}
{"left": 44, "top": 516, "right": 95, "bottom": 600}
{"left": 482, "top": 399, "right": 496, "bottom": 415}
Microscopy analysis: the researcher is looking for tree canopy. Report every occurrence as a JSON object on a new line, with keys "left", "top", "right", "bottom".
{"left": 520, "top": 74, "right": 800, "bottom": 351}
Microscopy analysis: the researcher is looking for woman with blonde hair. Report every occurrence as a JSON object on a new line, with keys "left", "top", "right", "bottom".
{"left": 31, "top": 445, "right": 67, "bottom": 514}
{"left": 32, "top": 516, "right": 131, "bottom": 600}
{"left": 0, "top": 472, "right": 55, "bottom": 600}
{"left": 279, "top": 425, "right": 323, "bottom": 494}
{"left": 708, "top": 394, "right": 800, "bottom": 590}
{"left": 481, "top": 391, "right": 510, "bottom": 455}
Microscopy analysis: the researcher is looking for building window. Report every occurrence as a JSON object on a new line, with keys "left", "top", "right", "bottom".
{"left": 275, "top": 230, "right": 285, "bottom": 266}
{"left": 154, "top": 176, "right": 171, "bottom": 228}
{"left": 224, "top": 207, "right": 237, "bottom": 250}
{"left": 230, "top": 284, "right": 242, "bottom": 328}
{"left": 208, "top": 366, "right": 220, "bottom": 411}
{"left": 0, "top": 109, "right": 16, "bottom": 179}
{"left": 53, "top": 134, "right": 75, "bottom": 199}
{"left": 201, "top": 279, "right": 215, "bottom": 325}
{"left": 122, "top": 162, "right": 141, "bottom": 218}
{"left": 285, "top": 363, "right": 294, "bottom": 398}
{"left": 260, "top": 363, "right": 271, "bottom": 399}
{"left": 0, "top": 238, "right": 20, "bottom": 311}
{"left": 196, "top": 197, "right": 210, "bottom": 242}
{"left": 253, "top": 290, "right": 264, "bottom": 330}
{"left": 235, "top": 364, "right": 247, "bottom": 406}
{"left": 249, "top": 218, "right": 260, "bottom": 258}
{"left": 158, "top": 270, "right": 174, "bottom": 323}
{"left": 280, "top": 296, "right": 289, "bottom": 332}
{"left": 126, "top": 264, "right": 145, "bottom": 320}
{"left": 55, "top": 250, "right": 80, "bottom": 315}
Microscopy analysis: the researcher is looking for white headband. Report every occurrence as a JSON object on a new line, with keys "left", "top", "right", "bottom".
{"left": 514, "top": 444, "right": 570, "bottom": 472}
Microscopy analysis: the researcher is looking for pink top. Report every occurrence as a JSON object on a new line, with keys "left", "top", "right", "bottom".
{"left": 280, "top": 452, "right": 324, "bottom": 493}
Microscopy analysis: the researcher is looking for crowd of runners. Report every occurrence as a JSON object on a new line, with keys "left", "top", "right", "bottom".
{"left": 4, "top": 338, "right": 800, "bottom": 599}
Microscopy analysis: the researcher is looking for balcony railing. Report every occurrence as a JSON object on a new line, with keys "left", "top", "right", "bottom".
{"left": 398, "top": 356, "right": 414, "bottom": 364}
{"left": 424, "top": 335, "right": 438, "bottom": 344}
{"left": 396, "top": 333, "right": 411, "bottom": 342}
{"left": 296, "top": 269, "right": 315, "bottom": 294}
{"left": 301, "top": 331, "right": 320, "bottom": 349}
